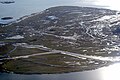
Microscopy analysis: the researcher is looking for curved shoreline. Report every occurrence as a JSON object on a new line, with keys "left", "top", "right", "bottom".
{"left": 1, "top": 6, "right": 120, "bottom": 74}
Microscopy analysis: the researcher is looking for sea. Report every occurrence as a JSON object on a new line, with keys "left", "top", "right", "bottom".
{"left": 0, "top": 0, "right": 120, "bottom": 24}
{"left": 0, "top": 0, "right": 120, "bottom": 80}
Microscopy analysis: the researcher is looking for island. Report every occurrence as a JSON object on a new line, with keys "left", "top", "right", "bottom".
{"left": 0, "top": 1, "right": 15, "bottom": 4}
{"left": 0, "top": 6, "right": 120, "bottom": 74}
{"left": 1, "top": 17, "right": 13, "bottom": 20}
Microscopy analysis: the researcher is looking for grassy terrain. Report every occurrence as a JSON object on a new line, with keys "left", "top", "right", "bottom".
{"left": 0, "top": 6, "right": 119, "bottom": 74}
{"left": 2, "top": 54, "right": 109, "bottom": 74}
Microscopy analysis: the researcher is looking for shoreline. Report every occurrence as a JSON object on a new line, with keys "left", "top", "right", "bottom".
{"left": 0, "top": 6, "right": 120, "bottom": 74}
